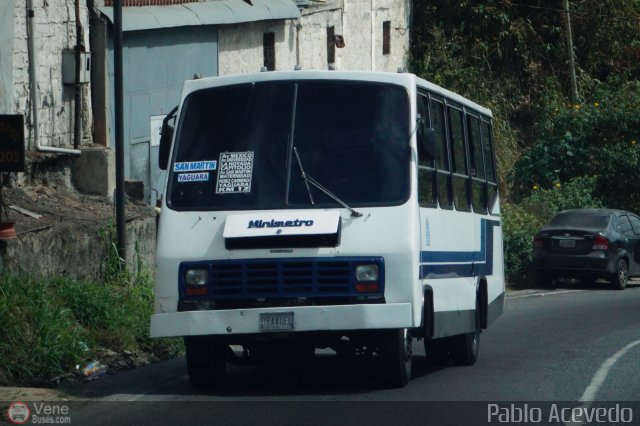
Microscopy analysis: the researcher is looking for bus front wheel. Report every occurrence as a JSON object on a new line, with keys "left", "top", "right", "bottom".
{"left": 380, "top": 328, "right": 412, "bottom": 388}
{"left": 184, "top": 335, "right": 227, "bottom": 389}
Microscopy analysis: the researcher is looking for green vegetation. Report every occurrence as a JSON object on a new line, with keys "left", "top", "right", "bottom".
{"left": 411, "top": 0, "right": 640, "bottom": 285}
{"left": 0, "top": 226, "right": 182, "bottom": 385}
{"left": 502, "top": 177, "right": 603, "bottom": 286}
{"left": 511, "top": 82, "right": 640, "bottom": 212}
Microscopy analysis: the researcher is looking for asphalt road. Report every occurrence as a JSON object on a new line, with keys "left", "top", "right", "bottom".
{"left": 59, "top": 283, "right": 640, "bottom": 425}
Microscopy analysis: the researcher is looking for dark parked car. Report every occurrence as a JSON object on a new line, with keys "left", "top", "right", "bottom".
{"left": 532, "top": 209, "right": 640, "bottom": 289}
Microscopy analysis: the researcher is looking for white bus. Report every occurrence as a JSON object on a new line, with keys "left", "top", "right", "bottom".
{"left": 150, "top": 70, "right": 504, "bottom": 388}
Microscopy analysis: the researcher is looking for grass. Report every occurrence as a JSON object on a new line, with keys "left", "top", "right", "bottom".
{"left": 0, "top": 226, "right": 183, "bottom": 386}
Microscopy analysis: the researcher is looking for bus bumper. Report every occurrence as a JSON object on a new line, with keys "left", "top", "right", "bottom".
{"left": 150, "top": 303, "right": 413, "bottom": 338}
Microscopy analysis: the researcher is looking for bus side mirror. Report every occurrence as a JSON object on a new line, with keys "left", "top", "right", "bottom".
{"left": 159, "top": 106, "right": 178, "bottom": 171}
{"left": 418, "top": 127, "right": 437, "bottom": 161}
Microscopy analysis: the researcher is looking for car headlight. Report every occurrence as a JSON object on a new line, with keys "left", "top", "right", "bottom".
{"left": 185, "top": 268, "right": 209, "bottom": 285}
{"left": 355, "top": 264, "right": 379, "bottom": 282}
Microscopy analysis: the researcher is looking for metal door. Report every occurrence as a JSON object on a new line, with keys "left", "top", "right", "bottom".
{"left": 108, "top": 26, "right": 218, "bottom": 204}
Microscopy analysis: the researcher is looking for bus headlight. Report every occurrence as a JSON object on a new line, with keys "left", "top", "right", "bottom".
{"left": 185, "top": 268, "right": 209, "bottom": 285}
{"left": 355, "top": 264, "right": 379, "bottom": 282}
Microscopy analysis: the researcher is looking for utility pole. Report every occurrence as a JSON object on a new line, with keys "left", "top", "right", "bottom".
{"left": 114, "top": 0, "right": 126, "bottom": 265}
{"left": 73, "top": 0, "right": 82, "bottom": 149}
{"left": 562, "top": 0, "right": 579, "bottom": 104}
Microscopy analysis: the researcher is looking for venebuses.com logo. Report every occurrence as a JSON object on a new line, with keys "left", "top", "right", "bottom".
{"left": 5, "top": 401, "right": 72, "bottom": 424}
{"left": 6, "top": 402, "right": 30, "bottom": 424}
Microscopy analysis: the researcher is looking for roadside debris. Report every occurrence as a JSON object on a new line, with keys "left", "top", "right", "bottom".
{"left": 78, "top": 361, "right": 107, "bottom": 381}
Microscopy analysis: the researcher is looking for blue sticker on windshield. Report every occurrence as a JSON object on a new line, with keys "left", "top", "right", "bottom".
{"left": 177, "top": 172, "right": 209, "bottom": 183}
{"left": 173, "top": 161, "right": 217, "bottom": 172}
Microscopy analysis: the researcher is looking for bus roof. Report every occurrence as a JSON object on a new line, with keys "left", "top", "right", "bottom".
{"left": 181, "top": 70, "right": 492, "bottom": 118}
{"left": 414, "top": 75, "right": 492, "bottom": 118}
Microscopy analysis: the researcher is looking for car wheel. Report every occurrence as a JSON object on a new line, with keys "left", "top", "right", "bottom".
{"left": 380, "top": 328, "right": 412, "bottom": 388}
{"left": 185, "top": 336, "right": 227, "bottom": 389}
{"left": 612, "top": 259, "right": 629, "bottom": 290}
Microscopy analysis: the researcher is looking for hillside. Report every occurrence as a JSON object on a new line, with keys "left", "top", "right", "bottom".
{"left": 410, "top": 0, "right": 640, "bottom": 284}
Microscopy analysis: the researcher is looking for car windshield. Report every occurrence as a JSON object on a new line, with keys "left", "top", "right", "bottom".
{"left": 547, "top": 212, "right": 610, "bottom": 230}
{"left": 167, "top": 80, "right": 410, "bottom": 211}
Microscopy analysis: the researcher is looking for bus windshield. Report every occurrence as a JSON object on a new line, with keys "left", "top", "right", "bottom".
{"left": 167, "top": 80, "right": 410, "bottom": 211}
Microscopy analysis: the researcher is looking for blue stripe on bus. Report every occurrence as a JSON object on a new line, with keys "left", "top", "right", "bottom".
{"left": 419, "top": 219, "right": 500, "bottom": 279}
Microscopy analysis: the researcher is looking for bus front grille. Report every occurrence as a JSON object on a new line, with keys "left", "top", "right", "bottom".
{"left": 211, "top": 260, "right": 352, "bottom": 297}
{"left": 178, "top": 257, "right": 385, "bottom": 305}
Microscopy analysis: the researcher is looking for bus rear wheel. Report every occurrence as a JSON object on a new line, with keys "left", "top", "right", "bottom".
{"left": 380, "top": 328, "right": 412, "bottom": 388}
{"left": 185, "top": 335, "right": 227, "bottom": 389}
{"left": 450, "top": 301, "right": 481, "bottom": 366}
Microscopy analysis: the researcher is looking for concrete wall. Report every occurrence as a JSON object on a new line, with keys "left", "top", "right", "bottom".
{"left": 298, "top": 7, "right": 344, "bottom": 70}
{"left": 342, "top": 0, "right": 411, "bottom": 72}
{"left": 218, "top": 0, "right": 410, "bottom": 75}
{"left": 6, "top": 0, "right": 409, "bottom": 159}
{"left": 12, "top": 0, "right": 93, "bottom": 150}
{"left": 0, "top": 0, "right": 15, "bottom": 114}
{"left": 218, "top": 20, "right": 288, "bottom": 75}
{"left": 0, "top": 213, "right": 156, "bottom": 282}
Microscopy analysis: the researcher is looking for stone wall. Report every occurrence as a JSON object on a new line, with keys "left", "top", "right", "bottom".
{"left": 0, "top": 218, "right": 155, "bottom": 281}
{"left": 0, "top": 196, "right": 156, "bottom": 282}
{"left": 11, "top": 0, "right": 92, "bottom": 151}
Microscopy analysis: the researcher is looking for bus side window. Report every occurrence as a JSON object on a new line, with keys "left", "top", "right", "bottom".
{"left": 448, "top": 106, "right": 470, "bottom": 211}
{"left": 481, "top": 120, "right": 499, "bottom": 211}
{"left": 430, "top": 98, "right": 452, "bottom": 209}
{"left": 417, "top": 94, "right": 437, "bottom": 208}
{"left": 468, "top": 114, "right": 487, "bottom": 214}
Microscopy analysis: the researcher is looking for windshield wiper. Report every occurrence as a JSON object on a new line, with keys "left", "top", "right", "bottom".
{"left": 293, "top": 147, "right": 363, "bottom": 218}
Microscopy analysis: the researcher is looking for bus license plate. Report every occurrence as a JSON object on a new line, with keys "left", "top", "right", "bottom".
{"left": 259, "top": 312, "right": 294, "bottom": 331}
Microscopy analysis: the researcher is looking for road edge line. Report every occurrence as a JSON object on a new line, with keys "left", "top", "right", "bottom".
{"left": 507, "top": 289, "right": 586, "bottom": 300}
{"left": 579, "top": 339, "right": 640, "bottom": 402}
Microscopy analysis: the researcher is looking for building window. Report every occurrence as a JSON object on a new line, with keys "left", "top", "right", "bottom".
{"left": 382, "top": 21, "right": 391, "bottom": 55}
{"left": 327, "top": 26, "right": 336, "bottom": 65}
{"left": 263, "top": 32, "right": 275, "bottom": 71}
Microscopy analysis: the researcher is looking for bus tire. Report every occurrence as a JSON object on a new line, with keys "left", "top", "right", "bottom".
{"left": 380, "top": 328, "right": 412, "bottom": 388}
{"left": 185, "top": 336, "right": 227, "bottom": 389}
{"left": 450, "top": 301, "right": 481, "bottom": 366}
{"left": 425, "top": 337, "right": 450, "bottom": 365}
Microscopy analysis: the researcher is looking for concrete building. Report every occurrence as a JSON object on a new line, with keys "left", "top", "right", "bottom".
{"left": 1, "top": 0, "right": 411, "bottom": 203}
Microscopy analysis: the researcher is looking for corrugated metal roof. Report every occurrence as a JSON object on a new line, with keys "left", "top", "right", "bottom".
{"left": 98, "top": 0, "right": 301, "bottom": 32}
